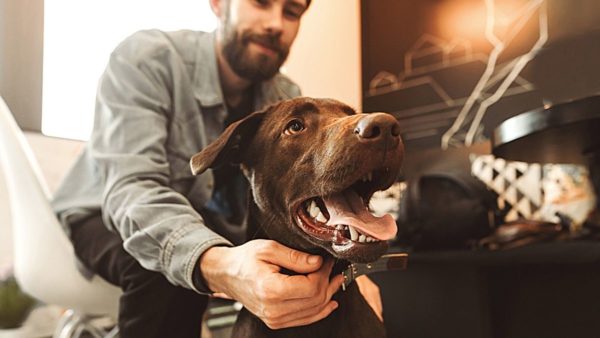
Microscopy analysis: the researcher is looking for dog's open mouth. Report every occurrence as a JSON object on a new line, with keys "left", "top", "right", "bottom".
{"left": 294, "top": 168, "right": 398, "bottom": 260}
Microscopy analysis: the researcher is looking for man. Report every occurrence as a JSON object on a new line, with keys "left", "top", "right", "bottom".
{"left": 52, "top": 0, "right": 381, "bottom": 337}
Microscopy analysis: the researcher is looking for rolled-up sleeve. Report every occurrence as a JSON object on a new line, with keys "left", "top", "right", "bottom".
{"left": 91, "top": 34, "right": 231, "bottom": 294}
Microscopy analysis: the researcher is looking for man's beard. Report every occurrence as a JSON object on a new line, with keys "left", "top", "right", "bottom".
{"left": 221, "top": 28, "right": 289, "bottom": 82}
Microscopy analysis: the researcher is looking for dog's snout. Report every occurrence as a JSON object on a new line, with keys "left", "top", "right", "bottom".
{"left": 354, "top": 113, "right": 401, "bottom": 142}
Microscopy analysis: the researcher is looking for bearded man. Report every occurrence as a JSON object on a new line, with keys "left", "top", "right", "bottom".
{"left": 52, "top": 1, "right": 381, "bottom": 337}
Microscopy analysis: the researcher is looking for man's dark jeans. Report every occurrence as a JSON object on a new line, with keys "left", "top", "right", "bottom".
{"left": 70, "top": 214, "right": 208, "bottom": 338}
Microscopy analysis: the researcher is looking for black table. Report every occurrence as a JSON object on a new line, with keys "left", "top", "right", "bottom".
{"left": 492, "top": 95, "right": 600, "bottom": 213}
{"left": 376, "top": 243, "right": 600, "bottom": 338}
{"left": 492, "top": 95, "right": 600, "bottom": 165}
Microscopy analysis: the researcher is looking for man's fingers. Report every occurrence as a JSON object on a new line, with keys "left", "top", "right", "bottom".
{"left": 222, "top": 239, "right": 346, "bottom": 330}
{"left": 274, "top": 273, "right": 344, "bottom": 320}
{"left": 327, "top": 273, "right": 345, "bottom": 298}
{"left": 265, "top": 300, "right": 339, "bottom": 330}
{"left": 257, "top": 240, "right": 322, "bottom": 274}
{"left": 314, "top": 258, "right": 336, "bottom": 279}
{"left": 267, "top": 272, "right": 343, "bottom": 319}
{"left": 271, "top": 259, "right": 338, "bottom": 300}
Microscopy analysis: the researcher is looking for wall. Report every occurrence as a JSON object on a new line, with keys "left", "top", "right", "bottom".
{"left": 0, "top": 0, "right": 44, "bottom": 131}
{"left": 0, "top": 0, "right": 361, "bottom": 132}
{"left": 283, "top": 0, "right": 362, "bottom": 110}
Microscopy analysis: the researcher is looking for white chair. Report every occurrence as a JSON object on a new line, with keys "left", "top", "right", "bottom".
{"left": 0, "top": 96, "right": 121, "bottom": 338}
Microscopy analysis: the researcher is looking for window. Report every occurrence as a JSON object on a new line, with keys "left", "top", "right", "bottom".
{"left": 42, "top": 0, "right": 217, "bottom": 140}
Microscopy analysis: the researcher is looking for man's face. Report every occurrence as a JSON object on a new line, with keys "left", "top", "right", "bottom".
{"left": 218, "top": 0, "right": 308, "bottom": 81}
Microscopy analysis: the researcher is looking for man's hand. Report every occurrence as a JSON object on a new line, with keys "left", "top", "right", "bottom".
{"left": 356, "top": 275, "right": 383, "bottom": 322}
{"left": 199, "top": 239, "right": 344, "bottom": 330}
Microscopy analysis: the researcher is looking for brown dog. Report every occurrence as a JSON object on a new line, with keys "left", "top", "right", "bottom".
{"left": 190, "top": 97, "right": 404, "bottom": 338}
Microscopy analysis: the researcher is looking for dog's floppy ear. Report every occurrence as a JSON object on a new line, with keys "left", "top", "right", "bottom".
{"left": 190, "top": 109, "right": 266, "bottom": 176}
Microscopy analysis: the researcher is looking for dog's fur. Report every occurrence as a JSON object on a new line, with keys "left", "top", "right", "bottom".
{"left": 191, "top": 97, "right": 404, "bottom": 338}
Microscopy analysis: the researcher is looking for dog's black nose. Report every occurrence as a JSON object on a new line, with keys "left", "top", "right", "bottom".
{"left": 355, "top": 113, "right": 401, "bottom": 142}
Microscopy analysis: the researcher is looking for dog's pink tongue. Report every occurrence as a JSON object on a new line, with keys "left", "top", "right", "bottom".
{"left": 323, "top": 190, "right": 397, "bottom": 241}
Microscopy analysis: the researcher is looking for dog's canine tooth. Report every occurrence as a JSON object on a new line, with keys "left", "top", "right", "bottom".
{"left": 316, "top": 211, "right": 327, "bottom": 223}
{"left": 308, "top": 200, "right": 320, "bottom": 218}
{"left": 348, "top": 225, "right": 358, "bottom": 241}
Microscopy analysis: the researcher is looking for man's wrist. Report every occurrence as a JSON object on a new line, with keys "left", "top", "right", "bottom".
{"left": 198, "top": 245, "right": 231, "bottom": 294}
{"left": 192, "top": 262, "right": 213, "bottom": 295}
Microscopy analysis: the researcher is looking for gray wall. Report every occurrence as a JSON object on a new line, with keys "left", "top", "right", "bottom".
{"left": 0, "top": 0, "right": 44, "bottom": 131}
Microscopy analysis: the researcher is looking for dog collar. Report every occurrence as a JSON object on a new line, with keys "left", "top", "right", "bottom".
{"left": 341, "top": 253, "right": 409, "bottom": 290}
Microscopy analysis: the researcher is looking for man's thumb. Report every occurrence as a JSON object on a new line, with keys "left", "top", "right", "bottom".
{"left": 264, "top": 241, "right": 322, "bottom": 273}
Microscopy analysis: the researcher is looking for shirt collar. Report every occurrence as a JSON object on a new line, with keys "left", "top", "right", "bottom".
{"left": 194, "top": 31, "right": 225, "bottom": 108}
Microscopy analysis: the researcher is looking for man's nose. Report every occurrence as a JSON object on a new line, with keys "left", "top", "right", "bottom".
{"left": 263, "top": 7, "right": 284, "bottom": 34}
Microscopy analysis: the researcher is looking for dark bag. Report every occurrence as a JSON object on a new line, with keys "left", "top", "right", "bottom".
{"left": 395, "top": 170, "right": 500, "bottom": 250}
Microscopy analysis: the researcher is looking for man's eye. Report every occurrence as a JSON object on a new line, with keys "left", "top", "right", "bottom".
{"left": 284, "top": 120, "right": 305, "bottom": 135}
{"left": 284, "top": 8, "right": 302, "bottom": 20}
{"left": 255, "top": 0, "right": 270, "bottom": 7}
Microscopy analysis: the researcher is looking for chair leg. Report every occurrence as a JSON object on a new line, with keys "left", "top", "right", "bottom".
{"left": 83, "top": 321, "right": 109, "bottom": 338}
{"left": 71, "top": 323, "right": 86, "bottom": 338}
{"left": 53, "top": 310, "right": 77, "bottom": 338}
{"left": 55, "top": 318, "right": 80, "bottom": 338}
{"left": 104, "top": 326, "right": 119, "bottom": 338}
{"left": 53, "top": 309, "right": 119, "bottom": 338}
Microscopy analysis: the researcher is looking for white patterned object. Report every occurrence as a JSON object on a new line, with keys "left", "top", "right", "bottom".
{"left": 471, "top": 155, "right": 543, "bottom": 221}
{"left": 471, "top": 155, "right": 596, "bottom": 229}
{"left": 540, "top": 165, "right": 596, "bottom": 231}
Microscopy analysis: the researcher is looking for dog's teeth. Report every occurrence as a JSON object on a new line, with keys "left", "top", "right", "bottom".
{"left": 316, "top": 211, "right": 327, "bottom": 223}
{"left": 348, "top": 225, "right": 358, "bottom": 241}
{"left": 336, "top": 224, "right": 344, "bottom": 231}
{"left": 308, "top": 200, "right": 319, "bottom": 218}
{"left": 358, "top": 235, "right": 366, "bottom": 243}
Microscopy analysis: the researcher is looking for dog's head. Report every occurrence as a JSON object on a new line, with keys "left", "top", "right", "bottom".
{"left": 191, "top": 97, "right": 404, "bottom": 262}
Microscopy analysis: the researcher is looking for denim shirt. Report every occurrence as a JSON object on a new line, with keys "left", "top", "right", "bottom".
{"left": 51, "top": 29, "right": 301, "bottom": 293}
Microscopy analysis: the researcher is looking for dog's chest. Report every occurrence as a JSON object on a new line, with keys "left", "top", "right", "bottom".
{"left": 232, "top": 285, "right": 386, "bottom": 338}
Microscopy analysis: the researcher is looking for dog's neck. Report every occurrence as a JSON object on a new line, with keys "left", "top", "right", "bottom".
{"left": 245, "top": 197, "right": 351, "bottom": 278}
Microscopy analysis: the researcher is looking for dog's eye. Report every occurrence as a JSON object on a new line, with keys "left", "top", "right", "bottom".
{"left": 284, "top": 120, "right": 305, "bottom": 135}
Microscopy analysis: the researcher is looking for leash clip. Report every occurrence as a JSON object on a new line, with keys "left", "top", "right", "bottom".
{"left": 341, "top": 253, "right": 408, "bottom": 291}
